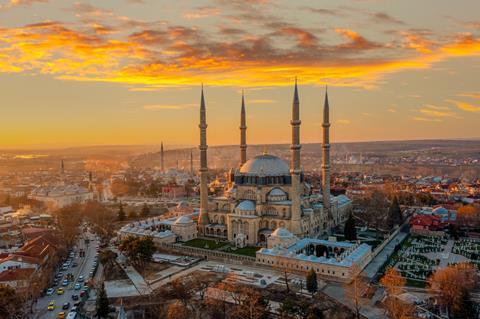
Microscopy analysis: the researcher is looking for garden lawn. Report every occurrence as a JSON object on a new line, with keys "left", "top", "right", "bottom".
{"left": 225, "top": 246, "right": 260, "bottom": 257}
{"left": 183, "top": 238, "right": 229, "bottom": 250}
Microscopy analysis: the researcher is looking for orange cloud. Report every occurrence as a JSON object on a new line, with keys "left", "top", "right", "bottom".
{"left": 447, "top": 100, "right": 480, "bottom": 113}
{"left": 0, "top": 16, "right": 479, "bottom": 89}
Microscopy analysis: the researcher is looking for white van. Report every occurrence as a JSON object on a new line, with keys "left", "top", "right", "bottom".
{"left": 66, "top": 312, "right": 77, "bottom": 319}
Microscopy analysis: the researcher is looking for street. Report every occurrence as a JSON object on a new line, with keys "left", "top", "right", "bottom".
{"left": 34, "top": 228, "right": 99, "bottom": 319}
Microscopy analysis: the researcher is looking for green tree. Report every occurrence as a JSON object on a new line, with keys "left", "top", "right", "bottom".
{"left": 387, "top": 196, "right": 403, "bottom": 229}
{"left": 99, "top": 249, "right": 117, "bottom": 274}
{"left": 344, "top": 213, "right": 357, "bottom": 241}
{"left": 119, "top": 236, "right": 155, "bottom": 268}
{"left": 141, "top": 203, "right": 150, "bottom": 217}
{"left": 96, "top": 281, "right": 109, "bottom": 318}
{"left": 117, "top": 203, "right": 126, "bottom": 221}
{"left": 306, "top": 269, "right": 318, "bottom": 295}
{"left": 0, "top": 284, "right": 26, "bottom": 318}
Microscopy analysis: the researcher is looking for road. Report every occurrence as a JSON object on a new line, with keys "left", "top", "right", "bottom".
{"left": 34, "top": 229, "right": 99, "bottom": 319}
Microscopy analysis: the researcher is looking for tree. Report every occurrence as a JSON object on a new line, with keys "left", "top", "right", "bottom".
{"left": 141, "top": 203, "right": 150, "bottom": 217}
{"left": 229, "top": 285, "right": 270, "bottom": 319}
{"left": 387, "top": 196, "right": 403, "bottom": 229}
{"left": 96, "top": 281, "right": 109, "bottom": 318}
{"left": 344, "top": 213, "right": 357, "bottom": 241}
{"left": 451, "top": 286, "right": 477, "bottom": 319}
{"left": 205, "top": 282, "right": 230, "bottom": 319}
{"left": 344, "top": 266, "right": 368, "bottom": 319}
{"left": 306, "top": 269, "right": 318, "bottom": 295}
{"left": 428, "top": 262, "right": 478, "bottom": 318}
{"left": 56, "top": 204, "right": 82, "bottom": 247}
{"left": 0, "top": 284, "right": 26, "bottom": 319}
{"left": 457, "top": 205, "right": 480, "bottom": 228}
{"left": 98, "top": 249, "right": 117, "bottom": 274}
{"left": 167, "top": 300, "right": 191, "bottom": 319}
{"left": 128, "top": 210, "right": 137, "bottom": 219}
{"left": 117, "top": 203, "right": 126, "bottom": 221}
{"left": 380, "top": 267, "right": 413, "bottom": 319}
{"left": 119, "top": 236, "right": 155, "bottom": 269}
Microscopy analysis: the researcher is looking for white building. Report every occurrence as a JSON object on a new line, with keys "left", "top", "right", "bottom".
{"left": 256, "top": 228, "right": 372, "bottom": 282}
{"left": 29, "top": 184, "right": 94, "bottom": 209}
{"left": 118, "top": 212, "right": 199, "bottom": 244}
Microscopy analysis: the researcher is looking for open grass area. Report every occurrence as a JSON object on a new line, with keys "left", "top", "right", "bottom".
{"left": 183, "top": 238, "right": 229, "bottom": 250}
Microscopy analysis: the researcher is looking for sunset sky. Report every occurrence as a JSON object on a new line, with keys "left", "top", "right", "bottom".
{"left": 0, "top": 0, "right": 479, "bottom": 149}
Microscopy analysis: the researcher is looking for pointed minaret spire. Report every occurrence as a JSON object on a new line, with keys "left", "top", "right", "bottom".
{"left": 240, "top": 90, "right": 247, "bottom": 165}
{"left": 322, "top": 86, "right": 332, "bottom": 222}
{"left": 290, "top": 78, "right": 302, "bottom": 236}
{"left": 198, "top": 85, "right": 210, "bottom": 232}
{"left": 160, "top": 141, "right": 165, "bottom": 173}
{"left": 190, "top": 149, "right": 194, "bottom": 177}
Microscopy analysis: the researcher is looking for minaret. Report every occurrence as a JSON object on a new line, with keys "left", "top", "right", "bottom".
{"left": 61, "top": 159, "right": 65, "bottom": 175}
{"left": 160, "top": 142, "right": 165, "bottom": 173}
{"left": 240, "top": 90, "right": 247, "bottom": 165}
{"left": 190, "top": 149, "right": 194, "bottom": 177}
{"left": 198, "top": 86, "right": 210, "bottom": 233}
{"left": 290, "top": 79, "right": 302, "bottom": 236}
{"left": 322, "top": 87, "right": 332, "bottom": 222}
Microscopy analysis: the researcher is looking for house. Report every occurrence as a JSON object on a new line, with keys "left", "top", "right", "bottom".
{"left": 0, "top": 268, "right": 37, "bottom": 294}
{"left": 410, "top": 214, "right": 444, "bottom": 236}
{"left": 0, "top": 254, "right": 40, "bottom": 271}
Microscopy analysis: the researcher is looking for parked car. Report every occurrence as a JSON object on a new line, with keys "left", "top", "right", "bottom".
{"left": 46, "top": 288, "right": 54, "bottom": 296}
{"left": 71, "top": 294, "right": 79, "bottom": 301}
{"left": 57, "top": 311, "right": 65, "bottom": 319}
{"left": 57, "top": 288, "right": 64, "bottom": 295}
{"left": 62, "top": 302, "right": 70, "bottom": 310}
{"left": 74, "top": 283, "right": 81, "bottom": 290}
{"left": 62, "top": 279, "right": 69, "bottom": 286}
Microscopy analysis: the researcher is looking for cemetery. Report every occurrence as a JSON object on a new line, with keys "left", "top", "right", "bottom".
{"left": 380, "top": 233, "right": 480, "bottom": 286}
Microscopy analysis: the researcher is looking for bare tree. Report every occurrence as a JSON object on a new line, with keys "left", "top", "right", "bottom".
{"left": 380, "top": 267, "right": 414, "bottom": 319}
{"left": 344, "top": 265, "right": 368, "bottom": 319}
{"left": 428, "top": 262, "right": 478, "bottom": 317}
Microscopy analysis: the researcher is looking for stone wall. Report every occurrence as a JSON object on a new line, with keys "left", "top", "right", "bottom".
{"left": 159, "top": 243, "right": 257, "bottom": 266}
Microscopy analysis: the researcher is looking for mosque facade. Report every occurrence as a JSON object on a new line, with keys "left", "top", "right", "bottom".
{"left": 196, "top": 82, "right": 352, "bottom": 246}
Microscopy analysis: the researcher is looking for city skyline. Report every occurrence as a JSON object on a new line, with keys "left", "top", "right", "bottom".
{"left": 1, "top": 0, "right": 479, "bottom": 148}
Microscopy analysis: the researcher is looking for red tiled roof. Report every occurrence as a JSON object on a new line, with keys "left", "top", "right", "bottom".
{"left": 410, "top": 214, "right": 441, "bottom": 227}
{"left": 0, "top": 254, "right": 40, "bottom": 266}
{"left": 0, "top": 268, "right": 36, "bottom": 282}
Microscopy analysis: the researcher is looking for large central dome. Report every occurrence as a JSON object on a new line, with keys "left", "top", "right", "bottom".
{"left": 239, "top": 154, "right": 290, "bottom": 176}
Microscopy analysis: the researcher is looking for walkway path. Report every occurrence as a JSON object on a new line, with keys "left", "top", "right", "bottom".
{"left": 362, "top": 231, "right": 408, "bottom": 280}
{"left": 439, "top": 239, "right": 454, "bottom": 268}
{"left": 111, "top": 247, "right": 153, "bottom": 295}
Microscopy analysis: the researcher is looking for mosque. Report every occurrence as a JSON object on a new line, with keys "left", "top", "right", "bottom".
{"left": 196, "top": 82, "right": 352, "bottom": 247}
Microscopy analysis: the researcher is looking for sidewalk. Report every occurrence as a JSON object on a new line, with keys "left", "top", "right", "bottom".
{"left": 362, "top": 231, "right": 408, "bottom": 280}
{"left": 111, "top": 247, "right": 153, "bottom": 295}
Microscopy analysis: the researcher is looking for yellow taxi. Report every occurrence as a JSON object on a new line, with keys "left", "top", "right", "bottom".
{"left": 47, "top": 301, "right": 55, "bottom": 311}
{"left": 57, "top": 287, "right": 64, "bottom": 295}
{"left": 58, "top": 311, "right": 66, "bottom": 319}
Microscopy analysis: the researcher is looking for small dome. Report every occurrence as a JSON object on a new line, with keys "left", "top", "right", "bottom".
{"left": 271, "top": 227, "right": 293, "bottom": 238}
{"left": 236, "top": 200, "right": 255, "bottom": 211}
{"left": 269, "top": 188, "right": 286, "bottom": 196}
{"left": 174, "top": 216, "right": 192, "bottom": 225}
{"left": 239, "top": 154, "right": 290, "bottom": 176}
{"left": 433, "top": 207, "right": 448, "bottom": 215}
